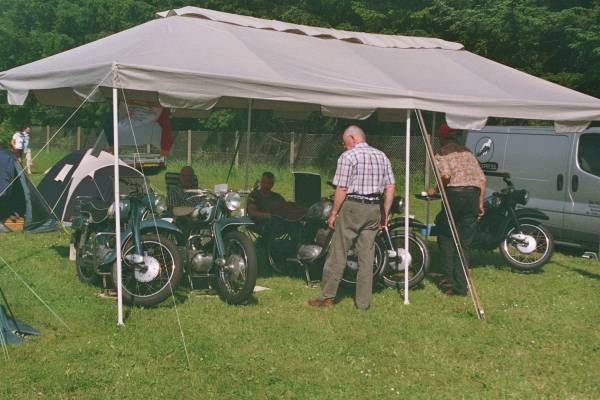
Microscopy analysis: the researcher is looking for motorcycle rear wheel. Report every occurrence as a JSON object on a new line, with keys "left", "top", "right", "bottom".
{"left": 213, "top": 231, "right": 258, "bottom": 304}
{"left": 266, "top": 231, "right": 295, "bottom": 274}
{"left": 379, "top": 232, "right": 430, "bottom": 289}
{"left": 113, "top": 233, "right": 183, "bottom": 307}
{"left": 500, "top": 221, "right": 554, "bottom": 271}
{"left": 340, "top": 237, "right": 385, "bottom": 286}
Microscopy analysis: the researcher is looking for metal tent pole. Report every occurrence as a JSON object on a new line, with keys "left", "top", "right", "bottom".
{"left": 404, "top": 111, "right": 411, "bottom": 304}
{"left": 113, "top": 88, "right": 124, "bottom": 326}
{"left": 415, "top": 110, "right": 486, "bottom": 321}
{"left": 244, "top": 99, "right": 253, "bottom": 190}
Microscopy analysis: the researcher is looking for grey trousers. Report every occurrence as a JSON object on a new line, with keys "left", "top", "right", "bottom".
{"left": 320, "top": 201, "right": 381, "bottom": 309}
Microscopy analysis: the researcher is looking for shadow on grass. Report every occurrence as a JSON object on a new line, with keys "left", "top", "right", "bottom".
{"left": 553, "top": 259, "right": 600, "bottom": 281}
{"left": 50, "top": 244, "right": 70, "bottom": 258}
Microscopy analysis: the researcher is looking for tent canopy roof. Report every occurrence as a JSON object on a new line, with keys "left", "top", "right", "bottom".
{"left": 1, "top": 7, "right": 600, "bottom": 130}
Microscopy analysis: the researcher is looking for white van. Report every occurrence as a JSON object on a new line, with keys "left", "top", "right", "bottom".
{"left": 462, "top": 126, "right": 600, "bottom": 253}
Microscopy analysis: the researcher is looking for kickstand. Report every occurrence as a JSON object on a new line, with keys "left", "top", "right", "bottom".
{"left": 303, "top": 264, "right": 319, "bottom": 288}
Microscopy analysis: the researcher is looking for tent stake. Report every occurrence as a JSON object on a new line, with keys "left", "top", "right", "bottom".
{"left": 415, "top": 110, "right": 486, "bottom": 321}
{"left": 113, "top": 87, "right": 124, "bottom": 326}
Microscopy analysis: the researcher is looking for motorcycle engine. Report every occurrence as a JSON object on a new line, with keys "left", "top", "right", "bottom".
{"left": 188, "top": 229, "right": 214, "bottom": 273}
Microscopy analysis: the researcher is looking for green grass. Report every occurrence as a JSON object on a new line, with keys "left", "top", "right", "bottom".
{"left": 0, "top": 231, "right": 599, "bottom": 399}
{"left": 6, "top": 149, "right": 597, "bottom": 399}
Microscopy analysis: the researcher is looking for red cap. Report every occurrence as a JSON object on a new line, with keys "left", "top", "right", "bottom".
{"left": 437, "top": 122, "right": 457, "bottom": 137}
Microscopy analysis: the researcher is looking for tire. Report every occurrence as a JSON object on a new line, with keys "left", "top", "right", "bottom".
{"left": 500, "top": 221, "right": 554, "bottom": 271}
{"left": 75, "top": 231, "right": 99, "bottom": 284}
{"left": 340, "top": 237, "right": 386, "bottom": 286}
{"left": 379, "top": 231, "right": 430, "bottom": 289}
{"left": 214, "top": 231, "right": 258, "bottom": 304}
{"left": 112, "top": 233, "right": 183, "bottom": 307}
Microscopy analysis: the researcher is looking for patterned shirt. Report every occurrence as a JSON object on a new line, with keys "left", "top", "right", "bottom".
{"left": 435, "top": 146, "right": 486, "bottom": 188}
{"left": 333, "top": 142, "right": 395, "bottom": 195}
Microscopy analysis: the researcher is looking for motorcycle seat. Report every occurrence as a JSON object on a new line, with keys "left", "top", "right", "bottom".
{"left": 172, "top": 206, "right": 196, "bottom": 217}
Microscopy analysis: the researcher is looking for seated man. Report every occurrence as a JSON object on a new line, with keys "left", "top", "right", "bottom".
{"left": 247, "top": 172, "right": 285, "bottom": 221}
{"left": 167, "top": 165, "right": 199, "bottom": 208}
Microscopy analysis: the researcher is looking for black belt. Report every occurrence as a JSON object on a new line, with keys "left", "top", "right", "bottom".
{"left": 347, "top": 196, "right": 381, "bottom": 205}
{"left": 447, "top": 186, "right": 480, "bottom": 192}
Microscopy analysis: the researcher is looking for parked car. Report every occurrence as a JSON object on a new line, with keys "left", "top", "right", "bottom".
{"left": 462, "top": 126, "right": 600, "bottom": 253}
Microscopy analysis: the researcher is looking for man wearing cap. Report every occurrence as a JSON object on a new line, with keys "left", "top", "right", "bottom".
{"left": 427, "top": 123, "right": 486, "bottom": 296}
{"left": 308, "top": 125, "right": 395, "bottom": 310}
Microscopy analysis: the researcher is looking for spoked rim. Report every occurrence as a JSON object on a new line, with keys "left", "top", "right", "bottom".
{"left": 121, "top": 240, "right": 176, "bottom": 298}
{"left": 502, "top": 223, "right": 550, "bottom": 266}
{"left": 381, "top": 234, "right": 426, "bottom": 287}
{"left": 219, "top": 237, "right": 250, "bottom": 295}
{"left": 341, "top": 242, "right": 383, "bottom": 285}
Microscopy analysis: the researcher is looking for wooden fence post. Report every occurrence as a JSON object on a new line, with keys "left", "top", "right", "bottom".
{"left": 46, "top": 125, "right": 50, "bottom": 152}
{"left": 234, "top": 130, "right": 239, "bottom": 169}
{"left": 187, "top": 129, "right": 192, "bottom": 165}
{"left": 77, "top": 126, "right": 81, "bottom": 150}
{"left": 289, "top": 131, "right": 295, "bottom": 171}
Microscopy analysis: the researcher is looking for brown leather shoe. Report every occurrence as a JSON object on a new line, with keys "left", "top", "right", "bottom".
{"left": 308, "top": 298, "right": 335, "bottom": 307}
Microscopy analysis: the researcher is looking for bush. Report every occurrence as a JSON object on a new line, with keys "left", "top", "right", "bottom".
{"left": 0, "top": 120, "right": 13, "bottom": 149}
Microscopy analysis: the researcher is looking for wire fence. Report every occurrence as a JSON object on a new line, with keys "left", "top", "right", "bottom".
{"left": 30, "top": 125, "right": 435, "bottom": 169}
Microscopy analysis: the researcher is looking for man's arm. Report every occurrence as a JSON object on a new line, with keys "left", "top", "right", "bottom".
{"left": 479, "top": 179, "right": 487, "bottom": 217}
{"left": 247, "top": 202, "right": 271, "bottom": 220}
{"left": 327, "top": 186, "right": 348, "bottom": 229}
{"left": 381, "top": 184, "right": 396, "bottom": 226}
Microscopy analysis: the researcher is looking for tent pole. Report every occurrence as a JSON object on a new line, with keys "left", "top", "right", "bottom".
{"left": 244, "top": 99, "right": 253, "bottom": 190}
{"left": 404, "top": 111, "right": 411, "bottom": 305}
{"left": 113, "top": 88, "right": 124, "bottom": 326}
{"left": 415, "top": 110, "right": 486, "bottom": 321}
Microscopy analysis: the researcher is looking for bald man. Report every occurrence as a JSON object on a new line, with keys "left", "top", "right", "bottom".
{"left": 308, "top": 125, "right": 395, "bottom": 310}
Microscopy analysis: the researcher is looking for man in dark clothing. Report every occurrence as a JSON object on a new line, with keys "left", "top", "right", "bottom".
{"left": 427, "top": 123, "right": 486, "bottom": 296}
{"left": 247, "top": 172, "right": 286, "bottom": 221}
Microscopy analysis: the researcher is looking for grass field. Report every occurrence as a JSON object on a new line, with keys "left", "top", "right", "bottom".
{"left": 1, "top": 149, "right": 598, "bottom": 399}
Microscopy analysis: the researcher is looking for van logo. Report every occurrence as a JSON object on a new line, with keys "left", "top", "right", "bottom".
{"left": 475, "top": 137, "right": 494, "bottom": 162}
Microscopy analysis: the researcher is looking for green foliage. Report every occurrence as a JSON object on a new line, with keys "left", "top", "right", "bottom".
{"left": 1, "top": 0, "right": 600, "bottom": 131}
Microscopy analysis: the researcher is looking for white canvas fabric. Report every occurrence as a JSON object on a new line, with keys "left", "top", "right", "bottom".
{"left": 2, "top": 8, "right": 600, "bottom": 129}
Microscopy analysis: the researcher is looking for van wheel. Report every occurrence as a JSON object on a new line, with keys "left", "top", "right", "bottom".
{"left": 500, "top": 221, "right": 554, "bottom": 271}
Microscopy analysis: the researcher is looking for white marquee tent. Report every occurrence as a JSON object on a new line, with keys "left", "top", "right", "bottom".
{"left": 2, "top": 7, "right": 600, "bottom": 322}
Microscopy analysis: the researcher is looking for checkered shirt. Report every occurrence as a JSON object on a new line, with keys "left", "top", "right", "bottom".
{"left": 333, "top": 142, "right": 395, "bottom": 196}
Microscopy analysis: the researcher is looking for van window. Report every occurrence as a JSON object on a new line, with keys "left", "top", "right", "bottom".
{"left": 578, "top": 134, "right": 600, "bottom": 177}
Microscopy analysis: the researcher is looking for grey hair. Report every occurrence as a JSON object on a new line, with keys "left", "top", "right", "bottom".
{"left": 343, "top": 125, "right": 366, "bottom": 140}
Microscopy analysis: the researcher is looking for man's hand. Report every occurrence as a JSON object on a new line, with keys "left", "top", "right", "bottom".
{"left": 327, "top": 212, "right": 337, "bottom": 230}
{"left": 478, "top": 203, "right": 485, "bottom": 218}
{"left": 426, "top": 187, "right": 438, "bottom": 196}
{"left": 380, "top": 212, "right": 388, "bottom": 229}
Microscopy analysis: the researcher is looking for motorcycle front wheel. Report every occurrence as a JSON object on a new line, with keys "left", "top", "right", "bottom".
{"left": 500, "top": 221, "right": 554, "bottom": 271}
{"left": 213, "top": 231, "right": 258, "bottom": 304}
{"left": 379, "top": 232, "right": 430, "bottom": 289}
{"left": 112, "top": 233, "right": 183, "bottom": 307}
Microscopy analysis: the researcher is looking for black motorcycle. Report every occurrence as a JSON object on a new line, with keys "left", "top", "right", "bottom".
{"left": 417, "top": 171, "right": 554, "bottom": 271}
{"left": 265, "top": 173, "right": 430, "bottom": 289}
{"left": 169, "top": 186, "right": 258, "bottom": 304}
{"left": 72, "top": 180, "right": 183, "bottom": 307}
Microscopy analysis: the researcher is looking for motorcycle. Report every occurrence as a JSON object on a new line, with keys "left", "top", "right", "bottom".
{"left": 72, "top": 178, "right": 184, "bottom": 307}
{"left": 169, "top": 185, "right": 258, "bottom": 304}
{"left": 264, "top": 173, "right": 430, "bottom": 289}
{"left": 417, "top": 171, "right": 554, "bottom": 271}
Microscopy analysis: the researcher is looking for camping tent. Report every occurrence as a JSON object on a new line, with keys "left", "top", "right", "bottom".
{"left": 3, "top": 6, "right": 600, "bottom": 322}
{"left": 37, "top": 149, "right": 145, "bottom": 223}
{"left": 0, "top": 149, "right": 58, "bottom": 233}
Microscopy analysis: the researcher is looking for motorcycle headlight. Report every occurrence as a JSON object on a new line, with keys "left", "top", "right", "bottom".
{"left": 321, "top": 200, "right": 333, "bottom": 219}
{"left": 224, "top": 191, "right": 241, "bottom": 211}
{"left": 153, "top": 194, "right": 167, "bottom": 215}
{"left": 515, "top": 189, "right": 529, "bottom": 206}
{"left": 107, "top": 199, "right": 131, "bottom": 220}
{"left": 390, "top": 196, "right": 404, "bottom": 215}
